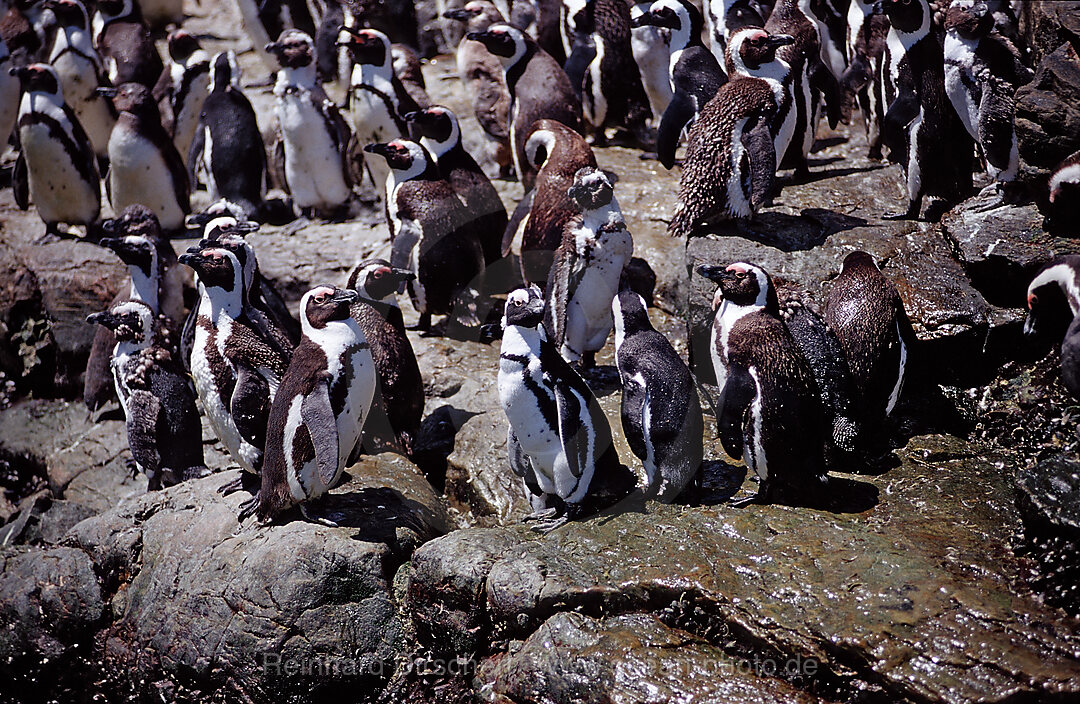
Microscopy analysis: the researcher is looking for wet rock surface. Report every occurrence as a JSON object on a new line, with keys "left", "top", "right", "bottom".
{"left": 1016, "top": 41, "right": 1080, "bottom": 180}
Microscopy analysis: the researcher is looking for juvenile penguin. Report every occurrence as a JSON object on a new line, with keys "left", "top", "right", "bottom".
{"left": 157, "top": 30, "right": 210, "bottom": 167}
{"left": 840, "top": 0, "right": 889, "bottom": 158}
{"left": 0, "top": 37, "right": 17, "bottom": 149}
{"left": 545, "top": 166, "right": 633, "bottom": 368}
{"left": 391, "top": 42, "right": 432, "bottom": 109}
{"left": 612, "top": 288, "right": 703, "bottom": 502}
{"left": 633, "top": 0, "right": 727, "bottom": 169}
{"left": 240, "top": 285, "right": 375, "bottom": 524}
{"left": 467, "top": 23, "right": 583, "bottom": 190}
{"left": 346, "top": 259, "right": 424, "bottom": 457}
{"left": 1025, "top": 256, "right": 1080, "bottom": 400}
{"left": 668, "top": 76, "right": 777, "bottom": 236}
{"left": 86, "top": 300, "right": 206, "bottom": 491}
{"left": 943, "top": 0, "right": 1032, "bottom": 197}
{"left": 824, "top": 251, "right": 912, "bottom": 443}
{"left": 405, "top": 105, "right": 507, "bottom": 266}
{"left": 444, "top": 0, "right": 513, "bottom": 176}
{"left": 267, "top": 29, "right": 353, "bottom": 219}
{"left": 45, "top": 0, "right": 115, "bottom": 161}
{"left": 105, "top": 81, "right": 190, "bottom": 232}
{"left": 92, "top": 0, "right": 163, "bottom": 89}
{"left": 364, "top": 140, "right": 487, "bottom": 331}
{"left": 495, "top": 285, "right": 636, "bottom": 531}
{"left": 189, "top": 52, "right": 267, "bottom": 222}
{"left": 699, "top": 262, "right": 828, "bottom": 503}
{"left": 11, "top": 63, "right": 101, "bottom": 239}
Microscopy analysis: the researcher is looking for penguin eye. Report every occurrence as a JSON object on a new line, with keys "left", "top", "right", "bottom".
{"left": 736, "top": 272, "right": 748, "bottom": 279}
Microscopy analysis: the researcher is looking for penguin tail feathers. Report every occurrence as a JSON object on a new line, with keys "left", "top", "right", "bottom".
{"left": 668, "top": 203, "right": 695, "bottom": 239}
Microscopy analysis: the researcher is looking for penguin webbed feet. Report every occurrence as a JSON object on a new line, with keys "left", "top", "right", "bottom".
{"left": 236, "top": 495, "right": 260, "bottom": 523}
{"left": 523, "top": 501, "right": 570, "bottom": 533}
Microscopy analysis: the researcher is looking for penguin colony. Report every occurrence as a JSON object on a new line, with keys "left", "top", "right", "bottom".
{"left": 0, "top": 0, "right": 1068, "bottom": 527}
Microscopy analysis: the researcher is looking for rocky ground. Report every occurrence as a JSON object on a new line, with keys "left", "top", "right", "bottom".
{"left": 2, "top": 1, "right": 1080, "bottom": 702}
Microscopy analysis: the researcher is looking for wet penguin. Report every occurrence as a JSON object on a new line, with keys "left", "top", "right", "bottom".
{"left": 705, "top": 0, "right": 767, "bottom": 61}
{"left": 633, "top": 0, "right": 727, "bottom": 169}
{"left": 104, "top": 81, "right": 190, "bottom": 232}
{"left": 824, "top": 251, "right": 913, "bottom": 444}
{"left": 156, "top": 30, "right": 210, "bottom": 168}
{"left": 495, "top": 285, "right": 636, "bottom": 531}
{"left": 189, "top": 52, "right": 267, "bottom": 222}
{"left": 239, "top": 285, "right": 375, "bottom": 524}
{"left": 699, "top": 262, "right": 828, "bottom": 503}
{"left": 1025, "top": 256, "right": 1080, "bottom": 401}
{"left": 668, "top": 76, "right": 777, "bottom": 237}
{"left": 364, "top": 139, "right": 487, "bottom": 331}
{"left": 11, "top": 63, "right": 101, "bottom": 239}
{"left": 612, "top": 288, "right": 703, "bottom": 502}
{"left": 544, "top": 166, "right": 633, "bottom": 368}
{"left": 943, "top": 0, "right": 1032, "bottom": 198}
{"left": 467, "top": 23, "right": 583, "bottom": 191}
{"left": 92, "top": 0, "right": 163, "bottom": 89}
{"left": 840, "top": 0, "right": 889, "bottom": 159}
{"left": 267, "top": 29, "right": 354, "bottom": 220}
{"left": 86, "top": 300, "right": 207, "bottom": 491}
{"left": 405, "top": 105, "right": 508, "bottom": 267}
{"left": 0, "top": 37, "right": 18, "bottom": 150}
{"left": 45, "top": 0, "right": 115, "bottom": 161}
{"left": 346, "top": 259, "right": 424, "bottom": 457}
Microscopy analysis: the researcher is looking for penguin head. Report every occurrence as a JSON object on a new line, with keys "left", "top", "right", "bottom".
{"left": 167, "top": 30, "right": 203, "bottom": 63}
{"left": 364, "top": 140, "right": 435, "bottom": 181}
{"left": 202, "top": 215, "right": 259, "bottom": 243}
{"left": 101, "top": 204, "right": 162, "bottom": 243}
{"left": 724, "top": 0, "right": 766, "bottom": 35}
{"left": 1024, "top": 258, "right": 1080, "bottom": 339}
{"left": 444, "top": 1, "right": 503, "bottom": 31}
{"left": 944, "top": 0, "right": 992, "bottom": 39}
{"left": 301, "top": 285, "right": 360, "bottom": 331}
{"left": 336, "top": 26, "right": 391, "bottom": 68}
{"left": 727, "top": 28, "right": 794, "bottom": 73}
{"left": 179, "top": 247, "right": 242, "bottom": 293}
{"left": 348, "top": 259, "right": 414, "bottom": 304}
{"left": 87, "top": 300, "right": 155, "bottom": 344}
{"left": 210, "top": 51, "right": 242, "bottom": 92}
{"left": 96, "top": 0, "right": 134, "bottom": 20}
{"left": 266, "top": 29, "right": 315, "bottom": 69}
{"left": 41, "top": 0, "right": 88, "bottom": 29}
{"left": 568, "top": 167, "right": 617, "bottom": 211}
{"left": 633, "top": 0, "right": 698, "bottom": 47}
{"left": 404, "top": 106, "right": 460, "bottom": 152}
{"left": 612, "top": 289, "right": 652, "bottom": 336}
{"left": 185, "top": 199, "right": 250, "bottom": 229}
{"left": 10, "top": 63, "right": 62, "bottom": 98}
{"left": 466, "top": 25, "right": 528, "bottom": 66}
{"left": 106, "top": 82, "right": 159, "bottom": 121}
{"left": 880, "top": 0, "right": 929, "bottom": 34}
{"left": 839, "top": 250, "right": 881, "bottom": 276}
{"left": 698, "top": 262, "right": 777, "bottom": 311}
{"left": 99, "top": 235, "right": 157, "bottom": 276}
{"left": 501, "top": 285, "right": 546, "bottom": 330}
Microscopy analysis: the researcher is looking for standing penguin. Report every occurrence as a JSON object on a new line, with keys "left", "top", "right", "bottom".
{"left": 86, "top": 300, "right": 206, "bottom": 491}
{"left": 943, "top": 0, "right": 1032, "bottom": 200}
{"left": 467, "top": 23, "right": 583, "bottom": 190}
{"left": 11, "top": 63, "right": 101, "bottom": 239}
{"left": 346, "top": 259, "right": 424, "bottom": 457}
{"left": 156, "top": 30, "right": 210, "bottom": 168}
{"left": 628, "top": 1, "right": 673, "bottom": 126}
{"left": 632, "top": 0, "right": 727, "bottom": 169}
{"left": 239, "top": 285, "right": 375, "bottom": 524}
{"left": 612, "top": 288, "right": 703, "bottom": 502}
{"left": 92, "top": 0, "right": 163, "bottom": 89}
{"left": 705, "top": 0, "right": 767, "bottom": 61}
{"left": 364, "top": 140, "right": 487, "bottom": 332}
{"left": 234, "top": 0, "right": 319, "bottom": 73}
{"left": 840, "top": 0, "right": 889, "bottom": 159}
{"left": 1025, "top": 256, "right": 1080, "bottom": 401}
{"left": 495, "top": 285, "right": 636, "bottom": 531}
{"left": 545, "top": 166, "right": 633, "bottom": 368}
{"left": 267, "top": 29, "right": 354, "bottom": 220}
{"left": 0, "top": 37, "right": 18, "bottom": 150}
{"left": 405, "top": 105, "right": 507, "bottom": 267}
{"left": 699, "top": 262, "right": 828, "bottom": 503}
{"left": 825, "top": 251, "right": 912, "bottom": 446}
{"left": 104, "top": 81, "right": 190, "bottom": 232}
{"left": 391, "top": 43, "right": 432, "bottom": 109}
{"left": 189, "top": 52, "right": 267, "bottom": 222}
{"left": 45, "top": 0, "right": 116, "bottom": 161}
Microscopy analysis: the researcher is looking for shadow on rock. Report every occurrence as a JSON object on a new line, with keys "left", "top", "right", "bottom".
{"left": 713, "top": 209, "right": 870, "bottom": 252}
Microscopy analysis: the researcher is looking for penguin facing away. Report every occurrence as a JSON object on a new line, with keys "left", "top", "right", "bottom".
{"left": 839, "top": 0, "right": 889, "bottom": 159}
{"left": 157, "top": 30, "right": 211, "bottom": 168}
{"left": 612, "top": 288, "right": 704, "bottom": 502}
{"left": 1025, "top": 256, "right": 1080, "bottom": 401}
{"left": 93, "top": 0, "right": 163, "bottom": 89}
{"left": 240, "top": 285, "right": 375, "bottom": 524}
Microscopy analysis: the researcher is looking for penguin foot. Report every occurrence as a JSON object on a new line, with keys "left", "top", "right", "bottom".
{"left": 219, "top": 471, "right": 258, "bottom": 496}
{"left": 525, "top": 511, "right": 569, "bottom": 533}
{"left": 125, "top": 457, "right": 140, "bottom": 480}
{"left": 300, "top": 503, "right": 339, "bottom": 527}
{"left": 237, "top": 496, "right": 260, "bottom": 522}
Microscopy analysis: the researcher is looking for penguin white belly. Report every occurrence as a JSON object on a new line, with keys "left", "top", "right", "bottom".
{"left": 19, "top": 121, "right": 99, "bottom": 225}
{"left": 566, "top": 269, "right": 621, "bottom": 355}
{"left": 173, "top": 75, "right": 210, "bottom": 164}
{"left": 333, "top": 345, "right": 377, "bottom": 472}
{"left": 278, "top": 94, "right": 351, "bottom": 209}
{"left": 52, "top": 52, "right": 115, "bottom": 158}
{"left": 727, "top": 116, "right": 752, "bottom": 218}
{"left": 743, "top": 367, "right": 767, "bottom": 481}
{"left": 498, "top": 365, "right": 561, "bottom": 460}
{"left": 905, "top": 110, "right": 924, "bottom": 200}
{"left": 109, "top": 128, "right": 186, "bottom": 230}
{"left": 630, "top": 20, "right": 673, "bottom": 124}
{"left": 191, "top": 327, "right": 257, "bottom": 473}
{"left": 773, "top": 84, "right": 798, "bottom": 167}
{"left": 943, "top": 36, "right": 980, "bottom": 142}
{"left": 706, "top": 0, "right": 728, "bottom": 63}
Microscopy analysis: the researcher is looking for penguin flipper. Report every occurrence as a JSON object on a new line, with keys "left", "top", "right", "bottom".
{"left": 188, "top": 124, "right": 205, "bottom": 190}
{"left": 180, "top": 304, "right": 198, "bottom": 372}
{"left": 13, "top": 153, "right": 28, "bottom": 211}
{"left": 564, "top": 35, "right": 597, "bottom": 99}
{"left": 126, "top": 390, "right": 162, "bottom": 486}
{"left": 657, "top": 92, "right": 695, "bottom": 170}
{"left": 882, "top": 90, "right": 919, "bottom": 164}
{"left": 302, "top": 379, "right": 341, "bottom": 487}
{"left": 718, "top": 364, "right": 755, "bottom": 460}
{"left": 231, "top": 365, "right": 271, "bottom": 452}
{"left": 741, "top": 112, "right": 776, "bottom": 212}
{"left": 810, "top": 59, "right": 843, "bottom": 130}
{"left": 502, "top": 188, "right": 535, "bottom": 258}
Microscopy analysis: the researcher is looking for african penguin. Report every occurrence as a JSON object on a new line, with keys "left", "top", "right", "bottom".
{"left": 633, "top": 0, "right": 727, "bottom": 169}
{"left": 405, "top": 105, "right": 508, "bottom": 267}
{"left": 104, "top": 81, "right": 191, "bottom": 233}
{"left": 612, "top": 288, "right": 703, "bottom": 502}
{"left": 840, "top": 0, "right": 889, "bottom": 159}
{"left": 239, "top": 285, "right": 375, "bottom": 524}
{"left": 189, "top": 52, "right": 267, "bottom": 222}
{"left": 346, "top": 259, "right": 424, "bottom": 457}
{"left": 1048, "top": 150, "right": 1080, "bottom": 228}
{"left": 1025, "top": 256, "right": 1080, "bottom": 401}
{"left": 706, "top": 0, "right": 767, "bottom": 61}
{"left": 92, "top": 0, "right": 163, "bottom": 89}
{"left": 495, "top": 285, "right": 635, "bottom": 531}
{"left": 234, "top": 0, "right": 319, "bottom": 73}
{"left": 11, "top": 62, "right": 101, "bottom": 239}
{"left": 544, "top": 166, "right": 633, "bottom": 368}
{"left": 156, "top": 30, "right": 211, "bottom": 168}
{"left": 699, "top": 262, "right": 828, "bottom": 503}
{"left": 86, "top": 300, "right": 207, "bottom": 491}
{"left": 628, "top": 0, "right": 673, "bottom": 126}
{"left": 0, "top": 37, "right": 17, "bottom": 150}
{"left": 364, "top": 139, "right": 487, "bottom": 332}
{"left": 267, "top": 29, "right": 354, "bottom": 220}
{"left": 467, "top": 23, "right": 583, "bottom": 191}
{"left": 391, "top": 42, "right": 432, "bottom": 109}
{"left": 824, "top": 251, "right": 912, "bottom": 446}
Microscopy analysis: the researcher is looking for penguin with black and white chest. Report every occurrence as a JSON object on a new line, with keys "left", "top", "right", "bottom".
{"left": 86, "top": 300, "right": 207, "bottom": 491}
{"left": 699, "top": 262, "right": 828, "bottom": 504}
{"left": 391, "top": 42, "right": 432, "bottom": 110}
{"left": 628, "top": 0, "right": 673, "bottom": 127}
{"left": 824, "top": 251, "right": 913, "bottom": 446}
{"left": 189, "top": 52, "right": 267, "bottom": 222}
{"left": 92, "top": 0, "right": 163, "bottom": 89}
{"left": 840, "top": 0, "right": 889, "bottom": 159}
{"left": 545, "top": 166, "right": 633, "bottom": 369}
{"left": 633, "top": 0, "right": 727, "bottom": 169}
{"left": 364, "top": 139, "right": 487, "bottom": 332}
{"left": 943, "top": 0, "right": 1032, "bottom": 201}
{"left": 234, "top": 0, "right": 318, "bottom": 74}
{"left": 405, "top": 105, "right": 507, "bottom": 268}
{"left": 346, "top": 259, "right": 424, "bottom": 457}
{"left": 156, "top": 30, "right": 210, "bottom": 168}
{"left": 104, "top": 81, "right": 190, "bottom": 233}
{"left": 495, "top": 285, "right": 636, "bottom": 531}
{"left": 11, "top": 62, "right": 101, "bottom": 239}
{"left": 267, "top": 29, "right": 354, "bottom": 220}
{"left": 612, "top": 288, "right": 703, "bottom": 502}
{"left": 467, "top": 23, "right": 583, "bottom": 190}
{"left": 1025, "top": 256, "right": 1080, "bottom": 401}
{"left": 239, "top": 285, "right": 375, "bottom": 524}
{"left": 45, "top": 0, "right": 115, "bottom": 162}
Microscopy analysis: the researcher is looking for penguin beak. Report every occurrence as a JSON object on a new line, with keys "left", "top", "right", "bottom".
{"left": 697, "top": 265, "right": 729, "bottom": 284}
{"left": 96, "top": 86, "right": 117, "bottom": 98}
{"left": 479, "top": 321, "right": 503, "bottom": 344}
{"left": 630, "top": 12, "right": 648, "bottom": 28}
{"left": 443, "top": 8, "right": 476, "bottom": 21}
{"left": 86, "top": 311, "right": 118, "bottom": 328}
{"left": 9, "top": 66, "right": 30, "bottom": 81}
{"left": 767, "top": 34, "right": 795, "bottom": 48}
{"left": 871, "top": 0, "right": 884, "bottom": 15}
{"left": 972, "top": 2, "right": 988, "bottom": 19}
{"left": 178, "top": 252, "right": 204, "bottom": 268}
{"left": 364, "top": 142, "right": 392, "bottom": 159}
{"left": 330, "top": 288, "right": 359, "bottom": 304}
{"left": 265, "top": 41, "right": 283, "bottom": 55}
{"left": 98, "top": 217, "right": 122, "bottom": 237}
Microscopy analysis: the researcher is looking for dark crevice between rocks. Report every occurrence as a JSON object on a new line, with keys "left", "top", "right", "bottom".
{"left": 0, "top": 445, "right": 47, "bottom": 519}
{"left": 412, "top": 405, "right": 479, "bottom": 500}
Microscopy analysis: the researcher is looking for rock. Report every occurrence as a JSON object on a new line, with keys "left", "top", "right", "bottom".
{"left": 0, "top": 497, "right": 98, "bottom": 546}
{"left": 1016, "top": 42, "right": 1080, "bottom": 181}
{"left": 1018, "top": 0, "right": 1080, "bottom": 66}
{"left": 0, "top": 239, "right": 50, "bottom": 393}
